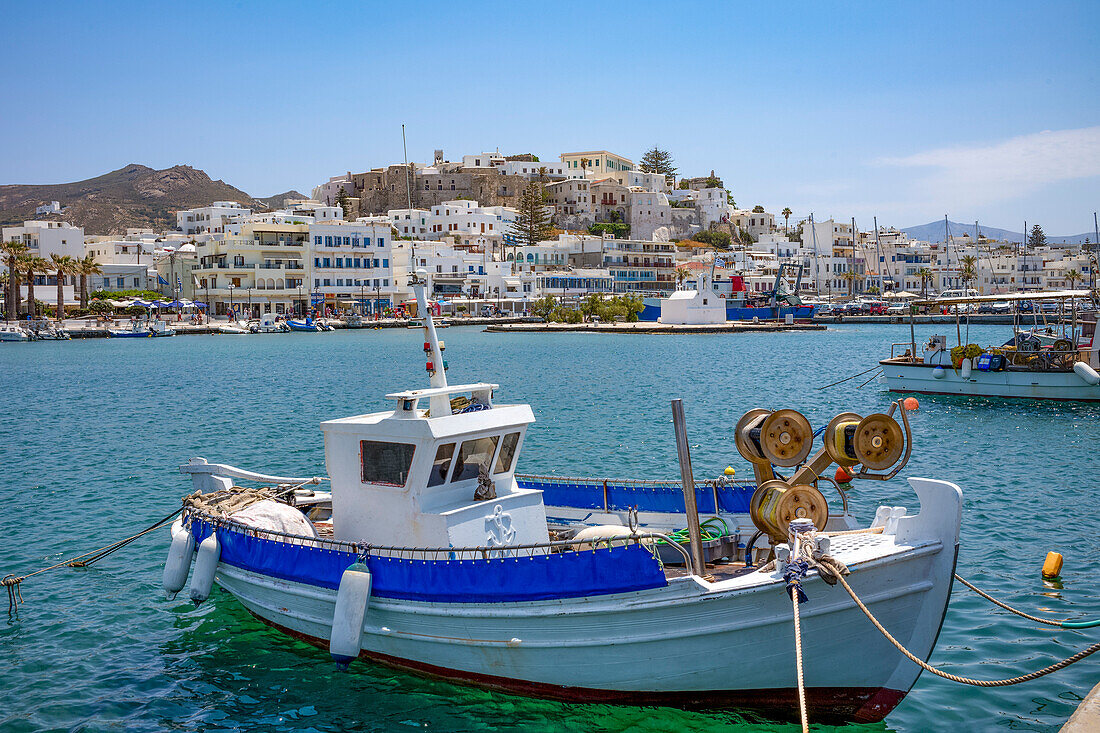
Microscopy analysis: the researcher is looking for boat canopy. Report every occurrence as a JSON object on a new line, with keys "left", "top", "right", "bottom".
{"left": 914, "top": 289, "right": 1094, "bottom": 307}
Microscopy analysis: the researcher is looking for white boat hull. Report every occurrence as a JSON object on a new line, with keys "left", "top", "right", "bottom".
{"left": 197, "top": 478, "right": 961, "bottom": 724}
{"left": 881, "top": 361, "right": 1100, "bottom": 401}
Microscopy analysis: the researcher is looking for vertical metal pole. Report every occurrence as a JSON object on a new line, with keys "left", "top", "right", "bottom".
{"left": 873, "top": 216, "right": 882, "bottom": 295}
{"left": 402, "top": 124, "right": 415, "bottom": 268}
{"left": 1093, "top": 212, "right": 1098, "bottom": 289}
{"left": 671, "top": 399, "right": 706, "bottom": 577}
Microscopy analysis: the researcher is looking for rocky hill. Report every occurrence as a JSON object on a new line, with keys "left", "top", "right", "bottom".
{"left": 0, "top": 164, "right": 272, "bottom": 234}
{"left": 900, "top": 219, "right": 1092, "bottom": 245}
{"left": 255, "top": 190, "right": 306, "bottom": 210}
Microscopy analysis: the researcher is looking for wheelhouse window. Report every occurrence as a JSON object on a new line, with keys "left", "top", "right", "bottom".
{"left": 360, "top": 441, "right": 415, "bottom": 487}
{"left": 494, "top": 432, "right": 520, "bottom": 474}
{"left": 427, "top": 443, "right": 455, "bottom": 487}
{"left": 451, "top": 436, "right": 499, "bottom": 483}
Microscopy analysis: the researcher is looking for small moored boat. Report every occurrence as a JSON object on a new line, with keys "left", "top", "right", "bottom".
{"left": 162, "top": 268, "right": 966, "bottom": 725}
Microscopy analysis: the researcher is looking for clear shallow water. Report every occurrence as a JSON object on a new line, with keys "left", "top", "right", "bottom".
{"left": 0, "top": 324, "right": 1097, "bottom": 732}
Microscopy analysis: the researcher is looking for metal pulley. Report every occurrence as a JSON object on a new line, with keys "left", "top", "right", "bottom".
{"left": 749, "top": 480, "right": 829, "bottom": 543}
{"left": 759, "top": 409, "right": 813, "bottom": 467}
{"left": 734, "top": 408, "right": 772, "bottom": 465}
{"left": 853, "top": 413, "right": 905, "bottom": 470}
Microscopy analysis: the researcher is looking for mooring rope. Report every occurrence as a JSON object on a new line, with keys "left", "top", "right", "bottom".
{"left": 790, "top": 534, "right": 809, "bottom": 733}
{"left": 2, "top": 507, "right": 182, "bottom": 613}
{"left": 816, "top": 364, "right": 882, "bottom": 390}
{"left": 819, "top": 560, "right": 1100, "bottom": 686}
{"left": 953, "top": 574, "right": 1100, "bottom": 629}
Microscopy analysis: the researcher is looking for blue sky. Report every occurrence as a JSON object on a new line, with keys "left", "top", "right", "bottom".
{"left": 2, "top": 1, "right": 1097, "bottom": 233}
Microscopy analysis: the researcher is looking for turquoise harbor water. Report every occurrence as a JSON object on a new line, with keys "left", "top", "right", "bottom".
{"left": 1, "top": 324, "right": 1098, "bottom": 732}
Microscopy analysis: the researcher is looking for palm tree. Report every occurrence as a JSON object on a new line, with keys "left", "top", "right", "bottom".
{"left": 675, "top": 266, "right": 690, "bottom": 288}
{"left": 917, "top": 268, "right": 933, "bottom": 296}
{"left": 781, "top": 207, "right": 792, "bottom": 234}
{"left": 840, "top": 270, "right": 857, "bottom": 296}
{"left": 2, "top": 240, "right": 28, "bottom": 319}
{"left": 50, "top": 254, "right": 77, "bottom": 321}
{"left": 537, "top": 166, "right": 549, "bottom": 183}
{"left": 580, "top": 157, "right": 590, "bottom": 178}
{"left": 20, "top": 255, "right": 50, "bottom": 320}
{"left": 1065, "top": 268, "right": 1081, "bottom": 290}
{"left": 76, "top": 254, "right": 102, "bottom": 309}
{"left": 960, "top": 254, "right": 977, "bottom": 289}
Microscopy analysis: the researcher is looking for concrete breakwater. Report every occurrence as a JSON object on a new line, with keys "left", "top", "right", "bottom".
{"left": 485, "top": 321, "right": 826, "bottom": 334}
{"left": 49, "top": 316, "right": 540, "bottom": 338}
{"left": 815, "top": 314, "right": 1076, "bottom": 325}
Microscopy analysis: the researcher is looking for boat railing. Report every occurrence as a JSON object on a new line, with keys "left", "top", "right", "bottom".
{"left": 889, "top": 342, "right": 916, "bottom": 360}
{"left": 516, "top": 473, "right": 753, "bottom": 490}
{"left": 184, "top": 506, "right": 694, "bottom": 566}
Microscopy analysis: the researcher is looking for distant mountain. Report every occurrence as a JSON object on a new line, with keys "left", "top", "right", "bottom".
{"left": 0, "top": 164, "right": 269, "bottom": 234}
{"left": 901, "top": 219, "right": 1094, "bottom": 245}
{"left": 255, "top": 190, "right": 306, "bottom": 210}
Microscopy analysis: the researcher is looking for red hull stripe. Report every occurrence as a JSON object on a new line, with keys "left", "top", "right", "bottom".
{"left": 247, "top": 610, "right": 906, "bottom": 724}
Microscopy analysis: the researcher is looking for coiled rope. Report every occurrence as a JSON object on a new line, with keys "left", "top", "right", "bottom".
{"left": 790, "top": 534, "right": 809, "bottom": 733}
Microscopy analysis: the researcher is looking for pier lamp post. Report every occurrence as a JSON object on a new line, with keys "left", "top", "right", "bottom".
{"left": 297, "top": 285, "right": 302, "bottom": 316}
{"left": 228, "top": 283, "right": 235, "bottom": 320}
{"left": 375, "top": 282, "right": 381, "bottom": 320}
{"left": 247, "top": 286, "right": 252, "bottom": 319}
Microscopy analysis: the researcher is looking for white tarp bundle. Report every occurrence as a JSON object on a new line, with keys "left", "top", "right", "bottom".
{"left": 229, "top": 499, "right": 318, "bottom": 539}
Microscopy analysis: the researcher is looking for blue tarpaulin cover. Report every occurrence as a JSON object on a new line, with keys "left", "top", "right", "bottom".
{"left": 518, "top": 478, "right": 755, "bottom": 514}
{"left": 188, "top": 518, "right": 667, "bottom": 602}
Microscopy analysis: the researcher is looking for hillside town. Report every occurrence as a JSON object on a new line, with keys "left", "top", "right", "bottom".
{"left": 2, "top": 146, "right": 1097, "bottom": 321}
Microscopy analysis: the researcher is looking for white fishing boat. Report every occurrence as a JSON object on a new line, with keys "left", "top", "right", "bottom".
{"left": 218, "top": 321, "right": 250, "bottom": 335}
{"left": 881, "top": 290, "right": 1100, "bottom": 402}
{"left": 163, "top": 269, "right": 964, "bottom": 725}
{"left": 0, "top": 324, "right": 30, "bottom": 342}
{"left": 249, "top": 314, "right": 289, "bottom": 333}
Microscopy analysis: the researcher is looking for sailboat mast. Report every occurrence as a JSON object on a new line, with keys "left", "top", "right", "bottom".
{"left": 873, "top": 216, "right": 882, "bottom": 295}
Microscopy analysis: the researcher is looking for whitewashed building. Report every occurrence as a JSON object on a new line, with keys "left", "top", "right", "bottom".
{"left": 176, "top": 202, "right": 252, "bottom": 235}
{"left": 309, "top": 218, "right": 408, "bottom": 312}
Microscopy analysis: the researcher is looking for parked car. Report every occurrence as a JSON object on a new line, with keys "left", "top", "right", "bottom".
{"left": 990, "top": 301, "right": 1012, "bottom": 314}
{"left": 886, "top": 303, "right": 909, "bottom": 315}
{"left": 863, "top": 299, "right": 887, "bottom": 315}
{"left": 1016, "top": 300, "right": 1034, "bottom": 313}
{"left": 1040, "top": 301, "right": 1061, "bottom": 314}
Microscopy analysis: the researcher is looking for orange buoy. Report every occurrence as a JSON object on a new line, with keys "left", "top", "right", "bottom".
{"left": 835, "top": 466, "right": 853, "bottom": 483}
{"left": 1042, "top": 551, "right": 1064, "bottom": 579}
{"left": 903, "top": 397, "right": 919, "bottom": 411}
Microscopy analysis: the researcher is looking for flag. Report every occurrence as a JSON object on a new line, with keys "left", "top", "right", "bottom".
{"left": 157, "top": 275, "right": 169, "bottom": 286}
{"left": 176, "top": 275, "right": 182, "bottom": 291}
{"left": 714, "top": 256, "right": 729, "bottom": 269}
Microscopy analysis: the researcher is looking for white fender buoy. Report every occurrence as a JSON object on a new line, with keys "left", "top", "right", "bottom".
{"left": 189, "top": 533, "right": 220, "bottom": 606}
{"left": 932, "top": 366, "right": 946, "bottom": 380}
{"left": 1074, "top": 361, "right": 1100, "bottom": 386}
{"left": 330, "top": 563, "right": 372, "bottom": 664}
{"left": 162, "top": 523, "right": 195, "bottom": 599}
{"left": 960, "top": 358, "right": 972, "bottom": 379}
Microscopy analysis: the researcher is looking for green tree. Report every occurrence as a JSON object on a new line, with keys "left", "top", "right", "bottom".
{"left": 678, "top": 180, "right": 690, "bottom": 190}
{"left": 1028, "top": 224, "right": 1046, "bottom": 249}
{"left": 693, "top": 230, "right": 732, "bottom": 249}
{"left": 638, "top": 146, "right": 677, "bottom": 184}
{"left": 335, "top": 188, "right": 351, "bottom": 219}
{"left": 50, "top": 253, "right": 77, "bottom": 321}
{"left": 531, "top": 295, "right": 557, "bottom": 320}
{"left": 2, "top": 239, "right": 28, "bottom": 319}
{"left": 704, "top": 175, "right": 721, "bottom": 188}
{"left": 840, "top": 270, "right": 856, "bottom": 296}
{"left": 916, "top": 268, "right": 934, "bottom": 295}
{"left": 76, "top": 254, "right": 102, "bottom": 309}
{"left": 509, "top": 183, "right": 553, "bottom": 249}
{"left": 1065, "top": 268, "right": 1081, "bottom": 290}
{"left": 960, "top": 255, "right": 977, "bottom": 288}
{"left": 781, "top": 207, "right": 792, "bottom": 233}
{"left": 752, "top": 205, "right": 765, "bottom": 213}
{"left": 588, "top": 222, "right": 630, "bottom": 239}
{"left": 21, "top": 255, "right": 50, "bottom": 320}
{"left": 675, "top": 266, "right": 690, "bottom": 287}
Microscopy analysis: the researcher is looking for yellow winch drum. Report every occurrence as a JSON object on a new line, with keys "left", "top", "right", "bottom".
{"left": 823, "top": 412, "right": 863, "bottom": 467}
{"left": 750, "top": 480, "right": 829, "bottom": 542}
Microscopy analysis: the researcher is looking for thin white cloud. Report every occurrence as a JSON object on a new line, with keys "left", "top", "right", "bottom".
{"left": 876, "top": 126, "right": 1100, "bottom": 207}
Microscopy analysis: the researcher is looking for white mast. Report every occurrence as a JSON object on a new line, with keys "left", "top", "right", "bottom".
{"left": 413, "top": 268, "right": 450, "bottom": 416}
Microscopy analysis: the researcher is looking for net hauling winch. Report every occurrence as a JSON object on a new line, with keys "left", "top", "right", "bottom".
{"left": 735, "top": 400, "right": 912, "bottom": 543}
